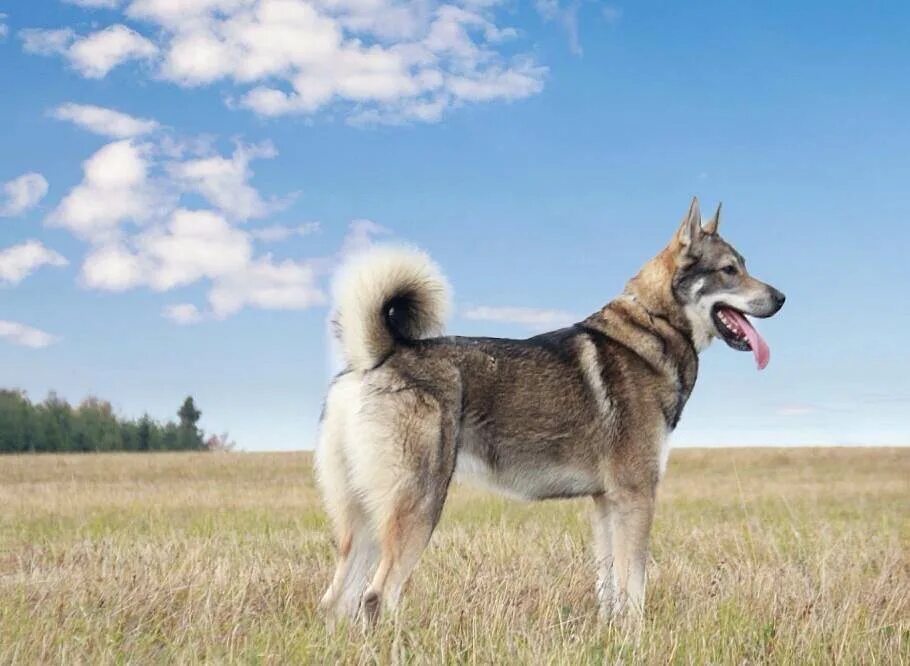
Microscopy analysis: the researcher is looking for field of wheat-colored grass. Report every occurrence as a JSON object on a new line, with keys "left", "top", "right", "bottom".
{"left": 0, "top": 448, "right": 907, "bottom": 664}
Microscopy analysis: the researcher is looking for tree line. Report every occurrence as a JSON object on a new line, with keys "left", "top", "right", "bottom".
{"left": 0, "top": 390, "right": 233, "bottom": 453}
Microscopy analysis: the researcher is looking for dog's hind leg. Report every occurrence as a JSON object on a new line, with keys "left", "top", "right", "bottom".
{"left": 318, "top": 503, "right": 379, "bottom": 619}
{"left": 358, "top": 403, "right": 456, "bottom": 627}
{"left": 360, "top": 486, "right": 444, "bottom": 626}
{"left": 315, "top": 376, "right": 379, "bottom": 620}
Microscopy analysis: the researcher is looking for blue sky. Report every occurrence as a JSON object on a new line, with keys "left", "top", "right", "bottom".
{"left": 1, "top": 1, "right": 908, "bottom": 450}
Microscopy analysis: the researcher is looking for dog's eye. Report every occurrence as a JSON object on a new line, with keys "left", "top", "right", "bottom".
{"left": 721, "top": 265, "right": 738, "bottom": 276}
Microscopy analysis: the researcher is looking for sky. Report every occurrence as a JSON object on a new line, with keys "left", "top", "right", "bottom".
{"left": 1, "top": 1, "right": 909, "bottom": 450}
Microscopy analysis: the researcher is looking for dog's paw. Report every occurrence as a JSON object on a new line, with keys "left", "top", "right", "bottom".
{"left": 360, "top": 590, "right": 382, "bottom": 629}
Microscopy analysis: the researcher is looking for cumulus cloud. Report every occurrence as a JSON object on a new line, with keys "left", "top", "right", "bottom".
{"left": 340, "top": 218, "right": 389, "bottom": 255}
{"left": 0, "top": 320, "right": 59, "bottom": 348}
{"left": 80, "top": 207, "right": 329, "bottom": 320}
{"left": 463, "top": 305, "right": 576, "bottom": 330}
{"left": 167, "top": 141, "right": 285, "bottom": 221}
{"left": 0, "top": 14, "right": 8, "bottom": 40}
{"left": 51, "top": 102, "right": 159, "bottom": 138}
{"left": 81, "top": 209, "right": 251, "bottom": 291}
{"left": 42, "top": 111, "right": 390, "bottom": 322}
{"left": 80, "top": 243, "right": 146, "bottom": 290}
{"left": 47, "top": 140, "right": 165, "bottom": 242}
{"left": 0, "top": 173, "right": 49, "bottom": 217}
{"left": 208, "top": 255, "right": 325, "bottom": 318}
{"left": 251, "top": 221, "right": 320, "bottom": 242}
{"left": 69, "top": 24, "right": 158, "bottom": 77}
{"left": 21, "top": 24, "right": 157, "bottom": 78}
{"left": 23, "top": 0, "right": 547, "bottom": 123}
{"left": 139, "top": 209, "right": 252, "bottom": 290}
{"left": 0, "top": 240, "right": 68, "bottom": 285}
{"left": 20, "top": 28, "right": 75, "bottom": 55}
{"left": 46, "top": 132, "right": 283, "bottom": 242}
{"left": 162, "top": 303, "right": 203, "bottom": 324}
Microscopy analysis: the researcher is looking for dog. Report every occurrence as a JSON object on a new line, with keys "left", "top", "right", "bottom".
{"left": 315, "top": 198, "right": 785, "bottom": 626}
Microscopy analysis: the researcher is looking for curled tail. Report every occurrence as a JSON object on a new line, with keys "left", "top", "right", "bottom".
{"left": 331, "top": 246, "right": 451, "bottom": 371}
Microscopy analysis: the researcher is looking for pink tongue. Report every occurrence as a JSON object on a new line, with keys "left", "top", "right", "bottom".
{"left": 721, "top": 308, "right": 771, "bottom": 370}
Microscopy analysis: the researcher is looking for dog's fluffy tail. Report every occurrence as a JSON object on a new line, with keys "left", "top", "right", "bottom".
{"left": 331, "top": 246, "right": 451, "bottom": 371}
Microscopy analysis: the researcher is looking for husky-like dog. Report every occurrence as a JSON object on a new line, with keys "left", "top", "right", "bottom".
{"left": 316, "top": 198, "right": 785, "bottom": 625}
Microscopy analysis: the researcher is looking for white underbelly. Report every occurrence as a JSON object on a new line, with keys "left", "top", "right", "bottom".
{"left": 454, "top": 449, "right": 599, "bottom": 500}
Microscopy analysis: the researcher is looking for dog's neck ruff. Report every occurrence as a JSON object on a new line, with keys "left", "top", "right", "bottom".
{"left": 584, "top": 295, "right": 700, "bottom": 430}
{"left": 620, "top": 294, "right": 700, "bottom": 358}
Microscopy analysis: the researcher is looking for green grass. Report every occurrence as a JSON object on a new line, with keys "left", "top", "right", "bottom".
{"left": 1, "top": 448, "right": 908, "bottom": 663}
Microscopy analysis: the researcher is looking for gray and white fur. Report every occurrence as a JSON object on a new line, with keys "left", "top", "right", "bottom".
{"left": 315, "top": 199, "right": 785, "bottom": 627}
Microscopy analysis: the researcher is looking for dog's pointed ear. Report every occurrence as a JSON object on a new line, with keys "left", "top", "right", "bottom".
{"left": 676, "top": 197, "right": 702, "bottom": 248}
{"left": 703, "top": 202, "right": 721, "bottom": 235}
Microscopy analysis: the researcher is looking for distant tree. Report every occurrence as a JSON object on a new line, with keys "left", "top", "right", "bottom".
{"left": 137, "top": 414, "right": 152, "bottom": 451}
{"left": 178, "top": 397, "right": 201, "bottom": 429}
{"left": 38, "top": 392, "right": 72, "bottom": 452}
{"left": 177, "top": 396, "right": 205, "bottom": 450}
{"left": 0, "top": 390, "right": 33, "bottom": 453}
{"left": 74, "top": 397, "right": 122, "bottom": 452}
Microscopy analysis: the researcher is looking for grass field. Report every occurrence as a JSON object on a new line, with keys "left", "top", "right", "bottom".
{"left": 0, "top": 448, "right": 907, "bottom": 664}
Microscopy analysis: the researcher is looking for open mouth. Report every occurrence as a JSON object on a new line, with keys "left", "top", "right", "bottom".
{"left": 711, "top": 304, "right": 771, "bottom": 370}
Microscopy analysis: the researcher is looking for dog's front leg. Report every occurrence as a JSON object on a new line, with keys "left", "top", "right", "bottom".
{"left": 591, "top": 492, "right": 616, "bottom": 620}
{"left": 609, "top": 488, "right": 655, "bottom": 624}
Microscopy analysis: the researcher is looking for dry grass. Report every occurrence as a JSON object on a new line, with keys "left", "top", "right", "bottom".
{"left": 1, "top": 448, "right": 908, "bottom": 664}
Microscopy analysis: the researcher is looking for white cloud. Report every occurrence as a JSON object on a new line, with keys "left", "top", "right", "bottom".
{"left": 24, "top": 0, "right": 547, "bottom": 123}
{"left": 69, "top": 24, "right": 158, "bottom": 77}
{"left": 0, "top": 320, "right": 59, "bottom": 349}
{"left": 42, "top": 125, "right": 385, "bottom": 321}
{"left": 81, "top": 208, "right": 251, "bottom": 291}
{"left": 208, "top": 255, "right": 325, "bottom": 318}
{"left": 22, "top": 24, "right": 157, "bottom": 78}
{"left": 0, "top": 173, "right": 49, "bottom": 217}
{"left": 20, "top": 28, "right": 75, "bottom": 55}
{"left": 251, "top": 221, "right": 320, "bottom": 242}
{"left": 463, "top": 305, "right": 576, "bottom": 330}
{"left": 0, "top": 240, "right": 68, "bottom": 285}
{"left": 80, "top": 207, "right": 326, "bottom": 320}
{"left": 446, "top": 60, "right": 545, "bottom": 102}
{"left": 80, "top": 243, "right": 146, "bottom": 290}
{"left": 168, "top": 141, "right": 285, "bottom": 220}
{"left": 47, "top": 140, "right": 166, "bottom": 242}
{"left": 340, "top": 218, "right": 389, "bottom": 255}
{"left": 139, "top": 209, "right": 253, "bottom": 290}
{"left": 0, "top": 14, "right": 8, "bottom": 40}
{"left": 48, "top": 131, "right": 283, "bottom": 243}
{"left": 162, "top": 302, "right": 203, "bottom": 324}
{"left": 48, "top": 126, "right": 287, "bottom": 256}
{"left": 51, "top": 102, "right": 160, "bottom": 138}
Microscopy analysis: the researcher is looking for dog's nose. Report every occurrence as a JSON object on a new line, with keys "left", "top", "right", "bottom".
{"left": 771, "top": 288, "right": 786, "bottom": 310}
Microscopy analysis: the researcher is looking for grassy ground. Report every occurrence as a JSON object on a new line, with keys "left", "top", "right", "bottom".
{"left": 0, "top": 448, "right": 907, "bottom": 664}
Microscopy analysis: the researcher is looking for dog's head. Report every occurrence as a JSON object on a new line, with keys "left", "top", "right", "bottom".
{"left": 668, "top": 198, "right": 785, "bottom": 368}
